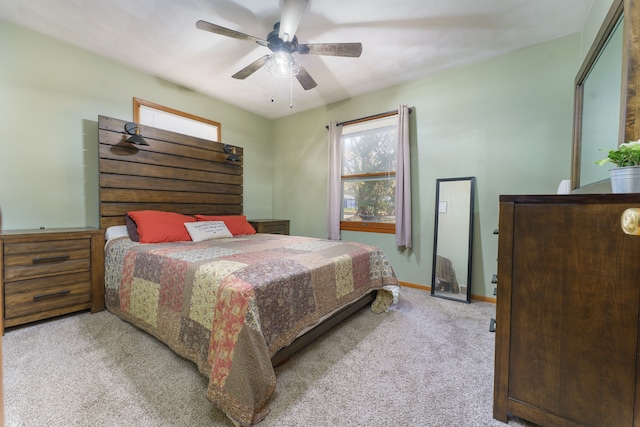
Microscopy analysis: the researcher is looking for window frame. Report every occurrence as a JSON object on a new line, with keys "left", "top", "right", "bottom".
{"left": 133, "top": 97, "right": 221, "bottom": 142}
{"left": 340, "top": 113, "right": 398, "bottom": 234}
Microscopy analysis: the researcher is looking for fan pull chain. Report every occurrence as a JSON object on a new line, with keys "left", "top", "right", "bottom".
{"left": 290, "top": 74, "right": 294, "bottom": 109}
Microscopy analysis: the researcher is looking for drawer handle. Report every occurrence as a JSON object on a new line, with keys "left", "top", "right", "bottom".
{"left": 33, "top": 290, "right": 71, "bottom": 301}
{"left": 32, "top": 255, "right": 70, "bottom": 264}
{"left": 621, "top": 208, "right": 640, "bottom": 235}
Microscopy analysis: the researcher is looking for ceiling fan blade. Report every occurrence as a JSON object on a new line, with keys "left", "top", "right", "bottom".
{"left": 295, "top": 65, "right": 317, "bottom": 90}
{"left": 296, "top": 43, "right": 363, "bottom": 57}
{"left": 279, "top": 0, "right": 309, "bottom": 42}
{"left": 196, "top": 20, "right": 267, "bottom": 46}
{"left": 232, "top": 55, "right": 270, "bottom": 79}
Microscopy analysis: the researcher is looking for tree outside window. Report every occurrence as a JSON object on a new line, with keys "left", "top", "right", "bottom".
{"left": 341, "top": 116, "right": 397, "bottom": 233}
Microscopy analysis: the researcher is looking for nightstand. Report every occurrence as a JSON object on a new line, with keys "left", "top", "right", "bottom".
{"left": 0, "top": 228, "right": 104, "bottom": 333}
{"left": 248, "top": 219, "right": 290, "bottom": 235}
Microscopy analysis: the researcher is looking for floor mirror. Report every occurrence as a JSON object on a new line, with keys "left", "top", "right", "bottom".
{"left": 430, "top": 177, "right": 475, "bottom": 303}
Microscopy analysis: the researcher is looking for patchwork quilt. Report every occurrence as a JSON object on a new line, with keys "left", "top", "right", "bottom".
{"left": 104, "top": 233, "right": 398, "bottom": 426}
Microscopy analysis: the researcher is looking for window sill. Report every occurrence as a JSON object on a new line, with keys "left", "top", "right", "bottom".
{"left": 340, "top": 221, "right": 395, "bottom": 234}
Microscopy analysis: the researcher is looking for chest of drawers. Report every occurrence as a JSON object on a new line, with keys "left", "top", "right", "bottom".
{"left": 0, "top": 228, "right": 104, "bottom": 333}
{"left": 494, "top": 194, "right": 640, "bottom": 427}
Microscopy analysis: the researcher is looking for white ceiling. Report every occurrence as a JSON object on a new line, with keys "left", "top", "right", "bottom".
{"left": 0, "top": 0, "right": 593, "bottom": 119}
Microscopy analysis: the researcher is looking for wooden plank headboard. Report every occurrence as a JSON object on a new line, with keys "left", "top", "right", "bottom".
{"left": 98, "top": 115, "right": 243, "bottom": 229}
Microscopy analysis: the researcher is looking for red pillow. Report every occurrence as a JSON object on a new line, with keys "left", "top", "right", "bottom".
{"left": 195, "top": 215, "right": 256, "bottom": 236}
{"left": 127, "top": 210, "right": 196, "bottom": 243}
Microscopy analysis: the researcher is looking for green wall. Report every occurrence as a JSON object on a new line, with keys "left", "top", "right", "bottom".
{"left": 0, "top": 19, "right": 272, "bottom": 230}
{"left": 271, "top": 33, "right": 582, "bottom": 298}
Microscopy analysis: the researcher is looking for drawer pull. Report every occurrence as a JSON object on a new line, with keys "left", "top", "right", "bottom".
{"left": 33, "top": 290, "right": 71, "bottom": 301}
{"left": 32, "top": 255, "right": 70, "bottom": 264}
{"left": 621, "top": 208, "right": 640, "bottom": 235}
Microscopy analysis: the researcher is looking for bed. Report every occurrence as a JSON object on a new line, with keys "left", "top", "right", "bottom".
{"left": 98, "top": 115, "right": 399, "bottom": 426}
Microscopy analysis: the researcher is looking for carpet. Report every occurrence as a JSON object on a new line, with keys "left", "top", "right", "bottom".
{"left": 4, "top": 287, "right": 534, "bottom": 426}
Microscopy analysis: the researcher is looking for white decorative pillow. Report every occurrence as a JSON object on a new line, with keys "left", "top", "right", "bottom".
{"left": 184, "top": 221, "right": 233, "bottom": 242}
{"left": 105, "top": 225, "right": 129, "bottom": 243}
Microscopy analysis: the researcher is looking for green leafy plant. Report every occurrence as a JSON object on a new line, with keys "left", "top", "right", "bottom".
{"left": 595, "top": 140, "right": 640, "bottom": 167}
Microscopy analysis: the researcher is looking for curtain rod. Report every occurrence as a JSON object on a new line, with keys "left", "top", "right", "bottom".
{"left": 324, "top": 107, "right": 412, "bottom": 130}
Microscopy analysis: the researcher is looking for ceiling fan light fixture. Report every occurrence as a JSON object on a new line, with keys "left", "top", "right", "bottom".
{"left": 264, "top": 51, "right": 300, "bottom": 78}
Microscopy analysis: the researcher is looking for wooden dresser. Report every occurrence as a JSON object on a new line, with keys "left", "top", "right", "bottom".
{"left": 248, "top": 219, "right": 290, "bottom": 235}
{"left": 494, "top": 194, "right": 640, "bottom": 427}
{"left": 0, "top": 228, "right": 104, "bottom": 333}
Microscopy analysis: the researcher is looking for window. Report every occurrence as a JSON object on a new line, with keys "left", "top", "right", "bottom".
{"left": 340, "top": 115, "right": 398, "bottom": 234}
{"left": 133, "top": 97, "right": 221, "bottom": 141}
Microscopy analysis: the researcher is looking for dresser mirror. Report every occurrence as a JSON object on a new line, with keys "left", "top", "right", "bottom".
{"left": 578, "top": 12, "right": 623, "bottom": 188}
{"left": 572, "top": 0, "right": 628, "bottom": 190}
{"left": 431, "top": 177, "right": 475, "bottom": 303}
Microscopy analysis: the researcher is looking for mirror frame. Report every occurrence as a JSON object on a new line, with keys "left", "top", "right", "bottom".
{"left": 571, "top": 0, "right": 640, "bottom": 190}
{"left": 430, "top": 176, "right": 476, "bottom": 304}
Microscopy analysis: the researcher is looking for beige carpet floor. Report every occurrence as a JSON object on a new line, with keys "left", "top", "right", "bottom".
{"left": 4, "top": 287, "right": 534, "bottom": 426}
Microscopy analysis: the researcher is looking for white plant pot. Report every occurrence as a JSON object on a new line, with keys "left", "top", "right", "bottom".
{"left": 610, "top": 166, "right": 640, "bottom": 193}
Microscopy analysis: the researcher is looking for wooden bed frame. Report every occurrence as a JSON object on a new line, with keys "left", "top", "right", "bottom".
{"left": 97, "top": 115, "right": 376, "bottom": 366}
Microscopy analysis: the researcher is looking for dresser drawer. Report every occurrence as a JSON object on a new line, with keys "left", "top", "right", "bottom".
{"left": 4, "top": 271, "right": 92, "bottom": 319}
{"left": 260, "top": 222, "right": 289, "bottom": 234}
{"left": 248, "top": 220, "right": 290, "bottom": 235}
{"left": 3, "top": 239, "right": 91, "bottom": 281}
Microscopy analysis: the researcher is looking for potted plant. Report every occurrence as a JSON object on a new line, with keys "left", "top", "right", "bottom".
{"left": 595, "top": 140, "right": 640, "bottom": 193}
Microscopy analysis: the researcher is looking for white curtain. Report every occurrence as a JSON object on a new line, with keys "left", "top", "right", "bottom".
{"left": 395, "top": 105, "right": 412, "bottom": 248}
{"left": 327, "top": 121, "right": 343, "bottom": 240}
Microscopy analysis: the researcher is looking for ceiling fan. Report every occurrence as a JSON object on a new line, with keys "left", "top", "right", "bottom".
{"left": 196, "top": 0, "right": 362, "bottom": 90}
